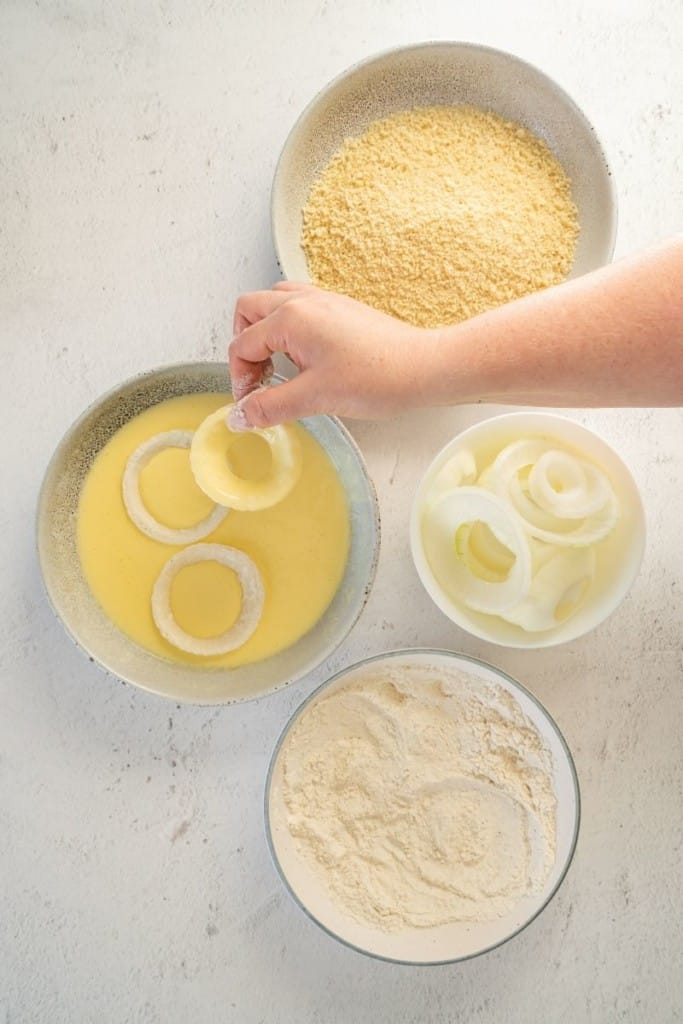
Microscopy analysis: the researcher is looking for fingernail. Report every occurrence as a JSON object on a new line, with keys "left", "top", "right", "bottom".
{"left": 227, "top": 401, "right": 251, "bottom": 433}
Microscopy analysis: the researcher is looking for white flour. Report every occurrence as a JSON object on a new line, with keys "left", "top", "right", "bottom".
{"left": 280, "top": 665, "right": 557, "bottom": 932}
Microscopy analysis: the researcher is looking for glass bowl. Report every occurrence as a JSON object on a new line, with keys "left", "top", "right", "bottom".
{"left": 37, "top": 362, "right": 380, "bottom": 704}
{"left": 265, "top": 648, "right": 580, "bottom": 964}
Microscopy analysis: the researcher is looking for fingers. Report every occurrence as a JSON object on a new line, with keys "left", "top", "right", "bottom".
{"left": 228, "top": 375, "right": 319, "bottom": 430}
{"left": 272, "top": 279, "right": 313, "bottom": 293}
{"left": 229, "top": 283, "right": 316, "bottom": 399}
{"left": 229, "top": 296, "right": 293, "bottom": 399}
{"left": 233, "top": 282, "right": 315, "bottom": 337}
{"left": 229, "top": 308, "right": 293, "bottom": 399}
{"left": 232, "top": 288, "right": 293, "bottom": 335}
{"left": 230, "top": 356, "right": 274, "bottom": 402}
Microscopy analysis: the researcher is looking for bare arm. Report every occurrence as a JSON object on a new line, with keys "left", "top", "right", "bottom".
{"left": 228, "top": 236, "right": 683, "bottom": 429}
{"left": 420, "top": 235, "right": 683, "bottom": 408}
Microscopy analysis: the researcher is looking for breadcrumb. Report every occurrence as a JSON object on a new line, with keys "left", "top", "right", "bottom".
{"left": 301, "top": 106, "right": 579, "bottom": 328}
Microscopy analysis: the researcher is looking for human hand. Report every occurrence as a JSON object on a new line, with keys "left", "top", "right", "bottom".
{"left": 227, "top": 283, "right": 427, "bottom": 429}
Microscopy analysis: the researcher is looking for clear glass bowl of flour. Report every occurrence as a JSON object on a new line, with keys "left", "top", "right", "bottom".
{"left": 265, "top": 649, "right": 579, "bottom": 964}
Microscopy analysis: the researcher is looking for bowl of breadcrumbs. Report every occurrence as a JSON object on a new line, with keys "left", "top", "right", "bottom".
{"left": 272, "top": 42, "right": 617, "bottom": 329}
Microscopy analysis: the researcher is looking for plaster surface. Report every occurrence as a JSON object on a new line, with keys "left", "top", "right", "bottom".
{"left": 1, "top": 2, "right": 681, "bottom": 1021}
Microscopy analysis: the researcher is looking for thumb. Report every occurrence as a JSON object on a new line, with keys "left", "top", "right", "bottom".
{"left": 228, "top": 376, "right": 319, "bottom": 430}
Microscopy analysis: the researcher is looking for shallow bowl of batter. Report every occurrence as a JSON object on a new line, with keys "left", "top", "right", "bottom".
{"left": 37, "top": 362, "right": 380, "bottom": 704}
{"left": 272, "top": 41, "right": 616, "bottom": 295}
{"left": 265, "top": 649, "right": 580, "bottom": 964}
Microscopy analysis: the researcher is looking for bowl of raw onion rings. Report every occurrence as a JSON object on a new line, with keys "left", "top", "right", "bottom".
{"left": 410, "top": 412, "right": 645, "bottom": 649}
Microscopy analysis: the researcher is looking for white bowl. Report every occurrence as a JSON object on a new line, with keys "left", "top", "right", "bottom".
{"left": 410, "top": 412, "right": 645, "bottom": 649}
{"left": 37, "top": 363, "right": 380, "bottom": 705}
{"left": 272, "top": 42, "right": 616, "bottom": 284}
{"left": 266, "top": 649, "right": 580, "bottom": 964}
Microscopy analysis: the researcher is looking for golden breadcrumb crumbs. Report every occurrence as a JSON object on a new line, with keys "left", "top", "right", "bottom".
{"left": 301, "top": 106, "right": 579, "bottom": 328}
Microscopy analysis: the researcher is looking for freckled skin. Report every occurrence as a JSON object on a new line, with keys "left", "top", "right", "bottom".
{"left": 228, "top": 237, "right": 683, "bottom": 427}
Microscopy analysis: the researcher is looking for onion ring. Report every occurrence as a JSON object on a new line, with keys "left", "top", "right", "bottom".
{"left": 151, "top": 543, "right": 264, "bottom": 655}
{"left": 190, "top": 405, "right": 303, "bottom": 511}
{"left": 455, "top": 521, "right": 516, "bottom": 583}
{"left": 501, "top": 546, "right": 596, "bottom": 632}
{"left": 122, "top": 431, "right": 229, "bottom": 544}
{"left": 529, "top": 450, "right": 611, "bottom": 519}
{"left": 509, "top": 477, "right": 618, "bottom": 546}
{"left": 490, "top": 440, "right": 618, "bottom": 547}
{"left": 431, "top": 448, "right": 477, "bottom": 493}
{"left": 422, "top": 486, "right": 532, "bottom": 614}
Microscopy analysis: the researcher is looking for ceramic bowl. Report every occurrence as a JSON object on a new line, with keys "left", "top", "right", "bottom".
{"left": 37, "top": 363, "right": 380, "bottom": 704}
{"left": 410, "top": 412, "right": 645, "bottom": 649}
{"left": 272, "top": 41, "right": 616, "bottom": 284}
{"left": 266, "top": 649, "right": 580, "bottom": 964}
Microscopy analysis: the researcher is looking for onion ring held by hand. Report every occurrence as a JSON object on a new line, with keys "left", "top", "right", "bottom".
{"left": 190, "top": 405, "right": 302, "bottom": 511}
{"left": 151, "top": 543, "right": 264, "bottom": 655}
{"left": 122, "top": 431, "right": 229, "bottom": 544}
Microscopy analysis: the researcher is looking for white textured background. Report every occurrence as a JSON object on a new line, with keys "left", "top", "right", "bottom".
{"left": 1, "top": 1, "right": 682, "bottom": 1021}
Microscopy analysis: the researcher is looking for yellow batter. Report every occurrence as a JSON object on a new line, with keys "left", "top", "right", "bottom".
{"left": 77, "top": 392, "right": 350, "bottom": 668}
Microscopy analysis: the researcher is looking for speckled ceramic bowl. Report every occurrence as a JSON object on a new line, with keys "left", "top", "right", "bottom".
{"left": 272, "top": 41, "right": 616, "bottom": 283}
{"left": 37, "top": 363, "right": 380, "bottom": 704}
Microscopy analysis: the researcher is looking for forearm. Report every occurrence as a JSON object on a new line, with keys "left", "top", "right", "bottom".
{"left": 416, "top": 236, "right": 683, "bottom": 408}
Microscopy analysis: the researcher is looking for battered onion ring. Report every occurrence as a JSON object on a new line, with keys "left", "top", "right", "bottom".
{"left": 190, "top": 405, "right": 302, "bottom": 511}
{"left": 151, "top": 543, "right": 264, "bottom": 656}
{"left": 122, "top": 431, "right": 229, "bottom": 544}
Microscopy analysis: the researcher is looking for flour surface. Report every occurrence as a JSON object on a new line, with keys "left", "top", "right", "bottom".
{"left": 281, "top": 666, "right": 557, "bottom": 931}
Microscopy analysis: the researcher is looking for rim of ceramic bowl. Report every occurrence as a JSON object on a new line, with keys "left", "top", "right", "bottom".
{"left": 271, "top": 39, "right": 618, "bottom": 278}
{"left": 409, "top": 411, "right": 646, "bottom": 650}
{"left": 264, "top": 647, "right": 581, "bottom": 965}
{"left": 36, "top": 361, "right": 381, "bottom": 705}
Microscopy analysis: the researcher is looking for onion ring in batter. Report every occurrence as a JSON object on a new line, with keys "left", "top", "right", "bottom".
{"left": 122, "top": 431, "right": 229, "bottom": 544}
{"left": 190, "top": 405, "right": 302, "bottom": 511}
{"left": 151, "top": 543, "right": 264, "bottom": 655}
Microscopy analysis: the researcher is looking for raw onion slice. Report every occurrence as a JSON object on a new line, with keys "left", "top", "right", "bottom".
{"left": 151, "top": 543, "right": 264, "bottom": 655}
{"left": 529, "top": 450, "right": 611, "bottom": 519}
{"left": 122, "top": 431, "right": 229, "bottom": 544}
{"left": 490, "top": 439, "right": 552, "bottom": 494}
{"left": 422, "top": 487, "right": 532, "bottom": 614}
{"left": 509, "top": 477, "right": 619, "bottom": 546}
{"left": 476, "top": 465, "right": 495, "bottom": 490}
{"left": 501, "top": 546, "right": 597, "bottom": 632}
{"left": 490, "top": 440, "right": 619, "bottom": 547}
{"left": 529, "top": 537, "right": 562, "bottom": 573}
{"left": 431, "top": 448, "right": 477, "bottom": 493}
{"left": 190, "top": 405, "right": 303, "bottom": 511}
{"left": 455, "top": 521, "right": 516, "bottom": 583}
